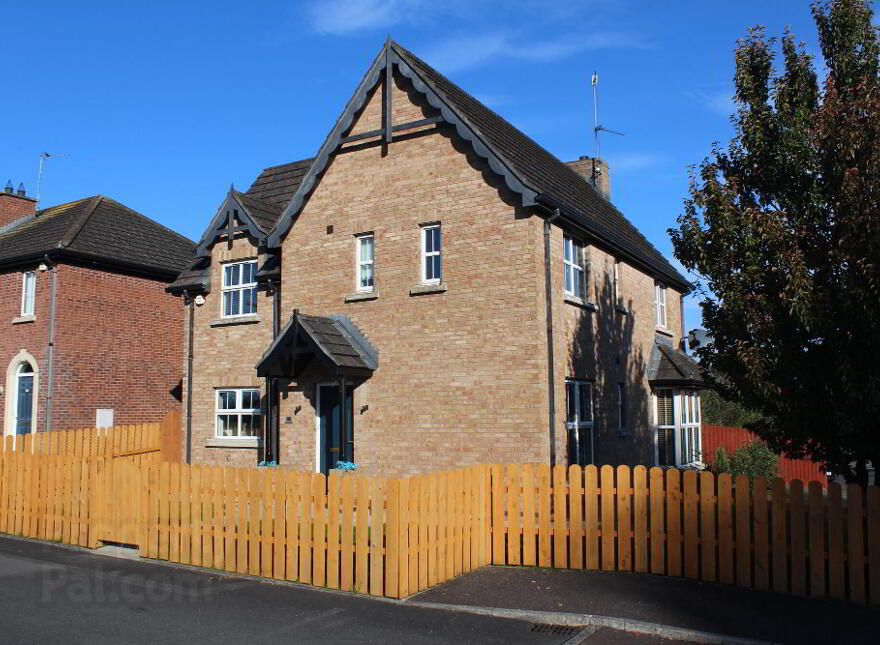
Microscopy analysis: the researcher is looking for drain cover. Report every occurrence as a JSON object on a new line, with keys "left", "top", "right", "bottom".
{"left": 529, "top": 624, "right": 581, "bottom": 637}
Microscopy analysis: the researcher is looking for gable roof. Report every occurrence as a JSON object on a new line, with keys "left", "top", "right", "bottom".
{"left": 266, "top": 39, "right": 690, "bottom": 292}
{"left": 257, "top": 311, "right": 378, "bottom": 378}
{"left": 170, "top": 160, "right": 312, "bottom": 292}
{"left": 0, "top": 195, "right": 194, "bottom": 278}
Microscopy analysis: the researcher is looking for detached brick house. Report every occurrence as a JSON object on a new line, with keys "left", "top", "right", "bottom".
{"left": 0, "top": 185, "right": 194, "bottom": 437}
{"left": 170, "top": 40, "right": 703, "bottom": 476}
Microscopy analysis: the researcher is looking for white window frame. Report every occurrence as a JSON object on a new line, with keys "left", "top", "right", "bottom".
{"left": 221, "top": 260, "right": 258, "bottom": 318}
{"left": 565, "top": 379, "right": 594, "bottom": 466}
{"left": 215, "top": 388, "right": 261, "bottom": 439}
{"left": 680, "top": 391, "right": 702, "bottom": 466}
{"left": 420, "top": 224, "right": 442, "bottom": 285}
{"left": 21, "top": 271, "right": 35, "bottom": 317}
{"left": 355, "top": 233, "right": 375, "bottom": 293}
{"left": 655, "top": 283, "right": 667, "bottom": 328}
{"left": 654, "top": 388, "right": 702, "bottom": 467}
{"left": 564, "top": 234, "right": 587, "bottom": 300}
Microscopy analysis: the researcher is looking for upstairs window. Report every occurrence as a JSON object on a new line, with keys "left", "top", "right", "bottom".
{"left": 222, "top": 260, "right": 257, "bottom": 317}
{"left": 655, "top": 283, "right": 667, "bottom": 328}
{"left": 21, "top": 271, "right": 35, "bottom": 316}
{"left": 356, "top": 234, "right": 375, "bottom": 292}
{"left": 421, "top": 224, "right": 442, "bottom": 284}
{"left": 564, "top": 235, "right": 586, "bottom": 300}
{"left": 613, "top": 258, "right": 622, "bottom": 307}
{"left": 216, "top": 388, "right": 261, "bottom": 438}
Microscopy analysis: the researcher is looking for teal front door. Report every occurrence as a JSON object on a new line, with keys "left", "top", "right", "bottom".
{"left": 317, "top": 384, "right": 353, "bottom": 474}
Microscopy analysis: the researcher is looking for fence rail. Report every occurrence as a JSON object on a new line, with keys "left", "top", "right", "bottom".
{"left": 0, "top": 454, "right": 878, "bottom": 604}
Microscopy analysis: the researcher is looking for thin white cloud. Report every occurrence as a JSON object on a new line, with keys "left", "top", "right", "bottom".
{"left": 308, "top": 0, "right": 430, "bottom": 36}
{"left": 421, "top": 31, "right": 650, "bottom": 74}
{"left": 686, "top": 89, "right": 736, "bottom": 116}
{"left": 606, "top": 152, "right": 666, "bottom": 172}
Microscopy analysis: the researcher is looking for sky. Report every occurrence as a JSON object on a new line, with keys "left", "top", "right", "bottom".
{"left": 0, "top": 1, "right": 825, "bottom": 329}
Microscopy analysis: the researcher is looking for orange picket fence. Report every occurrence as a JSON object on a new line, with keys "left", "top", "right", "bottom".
{"left": 1, "top": 455, "right": 879, "bottom": 604}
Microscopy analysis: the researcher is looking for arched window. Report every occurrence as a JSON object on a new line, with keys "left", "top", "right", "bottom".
{"left": 18, "top": 363, "right": 33, "bottom": 374}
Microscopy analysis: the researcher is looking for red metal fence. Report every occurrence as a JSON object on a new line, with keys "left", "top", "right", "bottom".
{"left": 702, "top": 424, "right": 827, "bottom": 487}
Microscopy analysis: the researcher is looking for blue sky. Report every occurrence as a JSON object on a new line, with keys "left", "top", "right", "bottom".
{"left": 1, "top": 1, "right": 823, "bottom": 328}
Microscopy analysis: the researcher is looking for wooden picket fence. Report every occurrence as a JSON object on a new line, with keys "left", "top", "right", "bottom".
{"left": 138, "top": 463, "right": 489, "bottom": 597}
{"left": 1, "top": 422, "right": 162, "bottom": 466}
{"left": 1, "top": 456, "right": 879, "bottom": 604}
{"left": 0, "top": 453, "right": 102, "bottom": 548}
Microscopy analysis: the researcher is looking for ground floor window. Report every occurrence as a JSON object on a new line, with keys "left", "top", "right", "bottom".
{"left": 655, "top": 388, "right": 702, "bottom": 467}
{"left": 566, "top": 379, "right": 594, "bottom": 466}
{"left": 216, "top": 388, "right": 261, "bottom": 438}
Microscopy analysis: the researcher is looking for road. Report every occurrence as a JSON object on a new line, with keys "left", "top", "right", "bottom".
{"left": 0, "top": 536, "right": 683, "bottom": 645}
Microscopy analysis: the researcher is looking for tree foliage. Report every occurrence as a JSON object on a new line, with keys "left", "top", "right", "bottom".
{"left": 670, "top": 0, "right": 880, "bottom": 485}
{"left": 700, "top": 389, "right": 763, "bottom": 428}
{"left": 709, "top": 442, "right": 780, "bottom": 481}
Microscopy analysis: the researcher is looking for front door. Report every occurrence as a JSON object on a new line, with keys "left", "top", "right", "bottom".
{"left": 15, "top": 372, "right": 34, "bottom": 435}
{"left": 316, "top": 384, "right": 353, "bottom": 474}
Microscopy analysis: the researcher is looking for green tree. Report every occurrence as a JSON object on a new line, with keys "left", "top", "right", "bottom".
{"left": 670, "top": 0, "right": 880, "bottom": 486}
{"left": 700, "top": 389, "right": 763, "bottom": 428}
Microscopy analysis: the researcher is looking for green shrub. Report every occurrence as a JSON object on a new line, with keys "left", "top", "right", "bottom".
{"left": 710, "top": 440, "right": 778, "bottom": 480}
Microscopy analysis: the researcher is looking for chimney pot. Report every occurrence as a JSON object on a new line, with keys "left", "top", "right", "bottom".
{"left": 16, "top": 182, "right": 25, "bottom": 197}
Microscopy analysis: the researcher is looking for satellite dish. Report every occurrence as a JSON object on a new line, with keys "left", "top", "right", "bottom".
{"left": 194, "top": 294, "right": 206, "bottom": 306}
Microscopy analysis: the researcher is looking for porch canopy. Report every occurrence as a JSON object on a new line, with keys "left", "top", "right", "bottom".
{"left": 648, "top": 342, "right": 706, "bottom": 388}
{"left": 256, "top": 310, "right": 378, "bottom": 379}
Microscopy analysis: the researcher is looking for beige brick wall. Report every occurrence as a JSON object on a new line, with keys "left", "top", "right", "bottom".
{"left": 545, "top": 228, "right": 683, "bottom": 468}
{"left": 275, "top": 71, "right": 547, "bottom": 477}
{"left": 183, "top": 69, "right": 685, "bottom": 475}
{"left": 185, "top": 234, "right": 273, "bottom": 467}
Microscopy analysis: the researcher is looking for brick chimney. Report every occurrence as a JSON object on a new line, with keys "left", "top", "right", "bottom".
{"left": 566, "top": 156, "right": 611, "bottom": 201}
{"left": 0, "top": 180, "right": 37, "bottom": 228}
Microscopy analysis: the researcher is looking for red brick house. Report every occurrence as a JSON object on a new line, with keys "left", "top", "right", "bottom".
{"left": 0, "top": 184, "right": 194, "bottom": 437}
{"left": 170, "top": 40, "right": 703, "bottom": 476}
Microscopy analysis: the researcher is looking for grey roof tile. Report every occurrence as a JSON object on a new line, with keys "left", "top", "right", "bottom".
{"left": 0, "top": 195, "right": 194, "bottom": 277}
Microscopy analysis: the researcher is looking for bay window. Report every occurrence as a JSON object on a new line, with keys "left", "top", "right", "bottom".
{"left": 655, "top": 388, "right": 702, "bottom": 467}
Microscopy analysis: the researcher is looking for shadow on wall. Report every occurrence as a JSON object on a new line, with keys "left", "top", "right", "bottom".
{"left": 568, "top": 267, "right": 650, "bottom": 466}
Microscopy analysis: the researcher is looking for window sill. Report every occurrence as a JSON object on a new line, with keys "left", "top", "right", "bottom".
{"left": 206, "top": 437, "right": 261, "bottom": 449}
{"left": 409, "top": 282, "right": 447, "bottom": 296}
{"left": 564, "top": 295, "right": 597, "bottom": 311}
{"left": 12, "top": 315, "right": 35, "bottom": 325}
{"left": 345, "top": 291, "right": 378, "bottom": 303}
{"left": 655, "top": 327, "right": 674, "bottom": 338}
{"left": 210, "top": 315, "right": 261, "bottom": 327}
